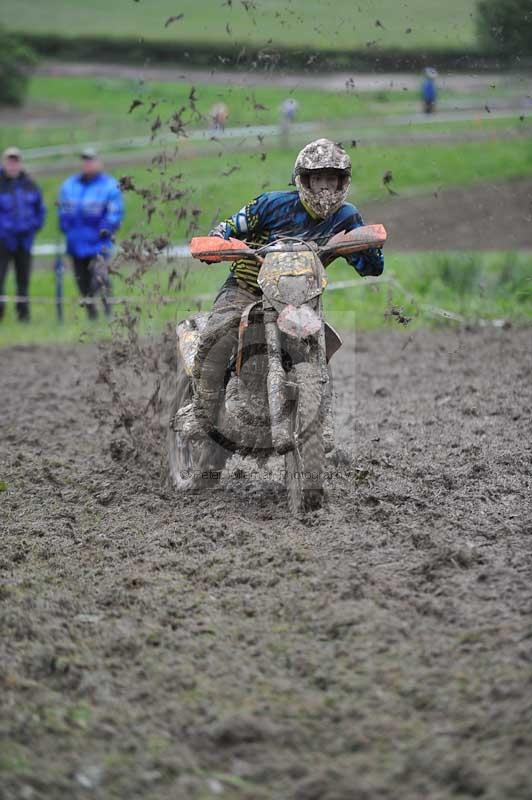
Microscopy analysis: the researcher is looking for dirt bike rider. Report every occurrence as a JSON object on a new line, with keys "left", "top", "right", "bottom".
{"left": 192, "top": 138, "right": 384, "bottom": 438}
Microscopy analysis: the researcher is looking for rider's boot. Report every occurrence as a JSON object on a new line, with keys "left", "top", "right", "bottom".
{"left": 193, "top": 387, "right": 222, "bottom": 437}
{"left": 171, "top": 400, "right": 204, "bottom": 440}
{"left": 172, "top": 387, "right": 220, "bottom": 441}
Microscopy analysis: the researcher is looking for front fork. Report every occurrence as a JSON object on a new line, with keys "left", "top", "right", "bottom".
{"left": 316, "top": 309, "right": 334, "bottom": 451}
{"left": 263, "top": 306, "right": 293, "bottom": 455}
{"left": 263, "top": 303, "right": 330, "bottom": 455}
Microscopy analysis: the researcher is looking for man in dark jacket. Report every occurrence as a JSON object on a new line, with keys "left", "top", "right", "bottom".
{"left": 58, "top": 148, "right": 124, "bottom": 320}
{"left": 0, "top": 147, "right": 46, "bottom": 322}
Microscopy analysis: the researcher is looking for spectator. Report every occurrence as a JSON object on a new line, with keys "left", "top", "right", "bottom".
{"left": 0, "top": 146, "right": 46, "bottom": 322}
{"left": 421, "top": 68, "right": 438, "bottom": 114}
{"left": 58, "top": 148, "right": 124, "bottom": 320}
{"left": 210, "top": 102, "right": 229, "bottom": 133}
{"left": 279, "top": 97, "right": 299, "bottom": 146}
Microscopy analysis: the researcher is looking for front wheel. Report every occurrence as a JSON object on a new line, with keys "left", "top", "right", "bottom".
{"left": 284, "top": 361, "right": 325, "bottom": 515}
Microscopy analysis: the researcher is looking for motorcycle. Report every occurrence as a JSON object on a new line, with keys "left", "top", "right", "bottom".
{"left": 168, "top": 224, "right": 387, "bottom": 515}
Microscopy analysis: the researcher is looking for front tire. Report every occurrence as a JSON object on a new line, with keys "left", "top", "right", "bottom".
{"left": 285, "top": 361, "right": 325, "bottom": 515}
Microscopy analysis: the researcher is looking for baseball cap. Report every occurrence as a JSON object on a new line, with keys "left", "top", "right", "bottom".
{"left": 80, "top": 146, "right": 99, "bottom": 160}
{"left": 3, "top": 146, "right": 22, "bottom": 159}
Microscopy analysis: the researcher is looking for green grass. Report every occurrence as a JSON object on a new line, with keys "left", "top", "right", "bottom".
{"left": 24, "top": 76, "right": 418, "bottom": 120}
{"left": 1, "top": 0, "right": 478, "bottom": 50}
{"left": 1, "top": 251, "right": 530, "bottom": 347}
{"left": 7, "top": 74, "right": 526, "bottom": 150}
{"left": 397, "top": 114, "right": 531, "bottom": 135}
{"left": 28, "top": 136, "right": 532, "bottom": 245}
{"left": 2, "top": 71, "right": 527, "bottom": 161}
{"left": 325, "top": 251, "right": 532, "bottom": 328}
{"left": 1, "top": 76, "right": 423, "bottom": 153}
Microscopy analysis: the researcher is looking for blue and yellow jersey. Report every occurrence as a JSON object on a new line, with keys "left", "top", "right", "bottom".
{"left": 210, "top": 190, "right": 384, "bottom": 291}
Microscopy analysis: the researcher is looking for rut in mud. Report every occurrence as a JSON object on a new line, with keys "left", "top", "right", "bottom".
{"left": 1, "top": 326, "right": 531, "bottom": 799}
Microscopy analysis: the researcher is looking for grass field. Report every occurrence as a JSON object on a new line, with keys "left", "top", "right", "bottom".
{"left": 1, "top": 74, "right": 528, "bottom": 178}
{"left": 3, "top": 73, "right": 528, "bottom": 159}
{"left": 12, "top": 73, "right": 516, "bottom": 154}
{"left": 0, "top": 76, "right": 420, "bottom": 153}
{"left": 1, "top": 251, "right": 530, "bottom": 348}
{"left": 2, "top": 0, "right": 478, "bottom": 50}
{"left": 24, "top": 77, "right": 418, "bottom": 120}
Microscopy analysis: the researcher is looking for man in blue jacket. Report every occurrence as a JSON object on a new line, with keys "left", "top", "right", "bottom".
{"left": 58, "top": 148, "right": 124, "bottom": 319}
{"left": 421, "top": 68, "right": 438, "bottom": 114}
{"left": 0, "top": 147, "right": 46, "bottom": 322}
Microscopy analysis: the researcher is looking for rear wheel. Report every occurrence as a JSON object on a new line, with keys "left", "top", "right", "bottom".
{"left": 168, "top": 356, "right": 229, "bottom": 491}
{"left": 285, "top": 361, "right": 325, "bottom": 515}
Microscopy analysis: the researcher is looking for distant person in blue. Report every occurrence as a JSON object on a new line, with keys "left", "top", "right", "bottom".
{"left": 58, "top": 148, "right": 124, "bottom": 319}
{"left": 279, "top": 97, "right": 299, "bottom": 145}
{"left": 421, "top": 67, "right": 438, "bottom": 114}
{"left": 0, "top": 146, "right": 46, "bottom": 322}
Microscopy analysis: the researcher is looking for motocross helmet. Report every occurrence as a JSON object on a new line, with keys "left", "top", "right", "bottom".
{"left": 294, "top": 138, "right": 352, "bottom": 219}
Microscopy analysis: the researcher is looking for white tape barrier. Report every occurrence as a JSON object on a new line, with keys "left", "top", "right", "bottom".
{"left": 0, "top": 277, "right": 387, "bottom": 307}
{"left": 0, "top": 275, "right": 471, "bottom": 325}
{"left": 0, "top": 293, "right": 212, "bottom": 305}
{"left": 2, "top": 279, "right": 512, "bottom": 326}
{"left": 23, "top": 122, "right": 316, "bottom": 161}
{"left": 21, "top": 105, "right": 529, "bottom": 163}
{"left": 33, "top": 242, "right": 191, "bottom": 258}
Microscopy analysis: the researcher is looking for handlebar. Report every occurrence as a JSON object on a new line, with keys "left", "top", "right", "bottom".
{"left": 190, "top": 224, "right": 387, "bottom": 263}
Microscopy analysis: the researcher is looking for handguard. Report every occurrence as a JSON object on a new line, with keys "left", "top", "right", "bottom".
{"left": 319, "top": 224, "right": 387, "bottom": 259}
{"left": 190, "top": 236, "right": 258, "bottom": 263}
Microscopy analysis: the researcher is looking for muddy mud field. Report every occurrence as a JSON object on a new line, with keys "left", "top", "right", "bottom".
{"left": 363, "top": 178, "right": 532, "bottom": 252}
{"left": 1, "top": 325, "right": 532, "bottom": 799}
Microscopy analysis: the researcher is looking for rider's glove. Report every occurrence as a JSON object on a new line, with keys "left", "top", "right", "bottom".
{"left": 197, "top": 224, "right": 227, "bottom": 263}
{"left": 208, "top": 222, "right": 228, "bottom": 239}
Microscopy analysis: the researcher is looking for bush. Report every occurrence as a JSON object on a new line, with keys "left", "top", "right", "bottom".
{"left": 0, "top": 27, "right": 36, "bottom": 106}
{"left": 15, "top": 31, "right": 517, "bottom": 73}
{"left": 476, "top": 0, "right": 532, "bottom": 55}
